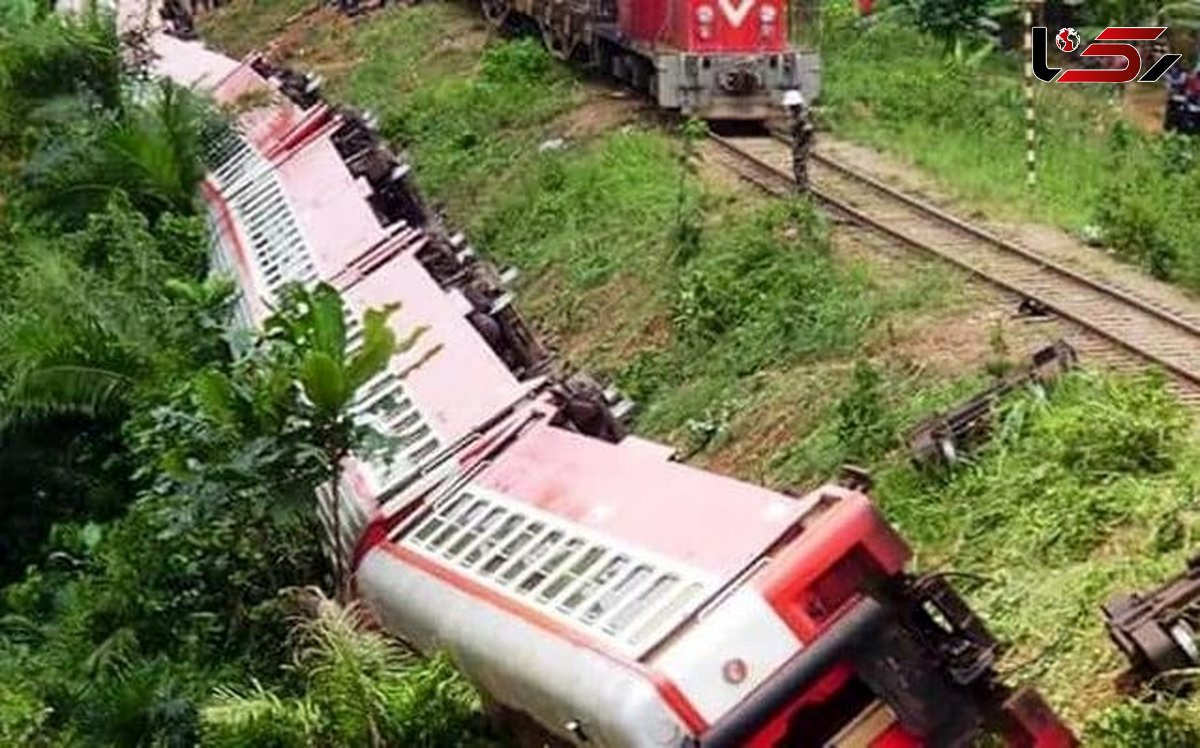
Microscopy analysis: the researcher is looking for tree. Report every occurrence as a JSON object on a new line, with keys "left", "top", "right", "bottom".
{"left": 263, "top": 283, "right": 424, "bottom": 594}
{"left": 19, "top": 81, "right": 211, "bottom": 227}
{"left": 897, "top": 0, "right": 1003, "bottom": 47}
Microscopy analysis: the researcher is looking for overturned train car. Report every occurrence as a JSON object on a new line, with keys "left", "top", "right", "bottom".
{"left": 150, "top": 29, "right": 1074, "bottom": 748}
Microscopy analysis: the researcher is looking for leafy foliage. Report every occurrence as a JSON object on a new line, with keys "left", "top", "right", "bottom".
{"left": 202, "top": 592, "right": 485, "bottom": 747}
{"left": 326, "top": 13, "right": 576, "bottom": 200}
{"left": 1085, "top": 700, "right": 1200, "bottom": 746}
{"left": 0, "top": 12, "right": 480, "bottom": 746}
{"left": 896, "top": 0, "right": 1003, "bottom": 46}
{"left": 834, "top": 361, "right": 894, "bottom": 460}
{"left": 0, "top": 7, "right": 122, "bottom": 131}
{"left": 671, "top": 201, "right": 878, "bottom": 375}
{"left": 19, "top": 81, "right": 211, "bottom": 227}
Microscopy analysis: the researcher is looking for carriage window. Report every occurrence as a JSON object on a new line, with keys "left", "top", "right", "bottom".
{"left": 501, "top": 531, "right": 564, "bottom": 585}
{"left": 397, "top": 488, "right": 714, "bottom": 655}
{"left": 520, "top": 537, "right": 585, "bottom": 595}
{"left": 605, "top": 574, "right": 679, "bottom": 635}
{"left": 540, "top": 545, "right": 606, "bottom": 603}
{"left": 446, "top": 506, "right": 504, "bottom": 559}
{"left": 560, "top": 555, "right": 629, "bottom": 614}
{"left": 627, "top": 583, "right": 706, "bottom": 647}
{"left": 583, "top": 565, "right": 652, "bottom": 624}
{"left": 412, "top": 493, "right": 468, "bottom": 543}
{"left": 428, "top": 497, "right": 486, "bottom": 550}
{"left": 464, "top": 514, "right": 525, "bottom": 568}
{"left": 482, "top": 521, "right": 544, "bottom": 576}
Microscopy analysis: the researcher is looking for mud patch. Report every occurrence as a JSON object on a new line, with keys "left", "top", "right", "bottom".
{"left": 554, "top": 94, "right": 646, "bottom": 140}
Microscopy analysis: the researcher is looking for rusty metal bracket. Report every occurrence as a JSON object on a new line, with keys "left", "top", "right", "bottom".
{"left": 906, "top": 340, "right": 1076, "bottom": 470}
{"left": 1104, "top": 553, "right": 1200, "bottom": 690}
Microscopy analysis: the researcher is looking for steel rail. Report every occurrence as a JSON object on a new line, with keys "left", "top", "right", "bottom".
{"left": 706, "top": 132, "right": 1200, "bottom": 390}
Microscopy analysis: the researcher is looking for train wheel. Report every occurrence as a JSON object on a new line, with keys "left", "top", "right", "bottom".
{"left": 481, "top": 0, "right": 510, "bottom": 28}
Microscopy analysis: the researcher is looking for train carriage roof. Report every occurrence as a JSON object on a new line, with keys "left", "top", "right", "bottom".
{"left": 474, "top": 419, "right": 810, "bottom": 578}
{"left": 209, "top": 62, "right": 331, "bottom": 156}
{"left": 340, "top": 243, "right": 535, "bottom": 446}
{"left": 150, "top": 33, "right": 240, "bottom": 89}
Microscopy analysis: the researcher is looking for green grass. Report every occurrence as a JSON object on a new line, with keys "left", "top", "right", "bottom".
{"left": 873, "top": 370, "right": 1200, "bottom": 729}
{"left": 200, "top": 0, "right": 315, "bottom": 58}
{"left": 820, "top": 2, "right": 1200, "bottom": 290}
{"left": 270, "top": 4, "right": 582, "bottom": 204}
{"left": 822, "top": 10, "right": 1107, "bottom": 229}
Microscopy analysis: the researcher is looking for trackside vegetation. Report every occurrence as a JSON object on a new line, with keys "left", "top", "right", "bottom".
{"left": 0, "top": 6, "right": 489, "bottom": 745}
{"left": 821, "top": 0, "right": 1200, "bottom": 288}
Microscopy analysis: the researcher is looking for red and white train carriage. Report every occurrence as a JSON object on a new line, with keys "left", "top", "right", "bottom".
{"left": 150, "top": 29, "right": 1076, "bottom": 748}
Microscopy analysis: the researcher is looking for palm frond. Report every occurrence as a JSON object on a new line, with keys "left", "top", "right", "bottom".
{"left": 201, "top": 681, "right": 321, "bottom": 748}
{"left": 2, "top": 365, "right": 132, "bottom": 427}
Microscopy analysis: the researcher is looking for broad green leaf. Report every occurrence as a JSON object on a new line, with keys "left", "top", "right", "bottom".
{"left": 194, "top": 369, "right": 236, "bottom": 424}
{"left": 301, "top": 351, "right": 348, "bottom": 414}
{"left": 307, "top": 283, "right": 347, "bottom": 358}
{"left": 346, "top": 305, "right": 399, "bottom": 390}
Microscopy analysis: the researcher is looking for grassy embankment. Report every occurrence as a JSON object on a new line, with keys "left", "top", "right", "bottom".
{"left": 203, "top": 2, "right": 1200, "bottom": 740}
{"left": 821, "top": 1, "right": 1200, "bottom": 289}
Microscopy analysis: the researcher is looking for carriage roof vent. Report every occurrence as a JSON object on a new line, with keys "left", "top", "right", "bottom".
{"left": 398, "top": 486, "right": 714, "bottom": 657}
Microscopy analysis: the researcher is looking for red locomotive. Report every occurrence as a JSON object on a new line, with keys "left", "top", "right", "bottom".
{"left": 480, "top": 0, "right": 820, "bottom": 118}
{"left": 472, "top": 0, "right": 820, "bottom": 118}
{"left": 150, "top": 26, "right": 1075, "bottom": 748}
{"left": 157, "top": 0, "right": 818, "bottom": 120}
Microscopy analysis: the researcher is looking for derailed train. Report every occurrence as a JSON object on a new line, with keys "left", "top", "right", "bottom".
{"left": 149, "top": 27, "right": 1076, "bottom": 748}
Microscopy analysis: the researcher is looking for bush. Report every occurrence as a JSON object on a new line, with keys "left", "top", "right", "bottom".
{"left": 201, "top": 594, "right": 486, "bottom": 747}
{"left": 0, "top": 683, "right": 50, "bottom": 746}
{"left": 479, "top": 38, "right": 553, "bottom": 86}
{"left": 672, "top": 200, "right": 874, "bottom": 373}
{"left": 1023, "top": 370, "right": 1187, "bottom": 477}
{"left": 835, "top": 361, "right": 894, "bottom": 460}
{"left": 1085, "top": 701, "right": 1200, "bottom": 747}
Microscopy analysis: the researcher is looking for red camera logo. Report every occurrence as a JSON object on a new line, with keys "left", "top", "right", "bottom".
{"left": 1033, "top": 26, "right": 1182, "bottom": 84}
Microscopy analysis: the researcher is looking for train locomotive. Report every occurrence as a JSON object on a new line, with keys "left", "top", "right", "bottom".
{"left": 146, "top": 24, "right": 1075, "bottom": 748}
{"left": 158, "top": 0, "right": 819, "bottom": 120}
{"left": 477, "top": 0, "right": 820, "bottom": 119}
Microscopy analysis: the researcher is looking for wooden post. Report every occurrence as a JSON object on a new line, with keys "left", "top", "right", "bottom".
{"left": 1024, "top": 1, "right": 1038, "bottom": 190}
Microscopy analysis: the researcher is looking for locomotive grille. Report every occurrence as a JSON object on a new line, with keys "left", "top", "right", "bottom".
{"left": 398, "top": 487, "right": 713, "bottom": 657}
{"left": 203, "top": 127, "right": 318, "bottom": 298}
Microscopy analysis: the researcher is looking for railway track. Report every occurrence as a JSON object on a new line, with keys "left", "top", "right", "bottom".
{"left": 707, "top": 132, "right": 1200, "bottom": 403}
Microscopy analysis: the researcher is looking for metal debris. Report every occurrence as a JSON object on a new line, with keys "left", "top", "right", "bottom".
{"left": 906, "top": 341, "right": 1077, "bottom": 469}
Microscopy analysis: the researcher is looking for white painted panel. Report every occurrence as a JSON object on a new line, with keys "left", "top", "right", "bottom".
{"left": 654, "top": 589, "right": 801, "bottom": 724}
{"left": 358, "top": 549, "right": 691, "bottom": 747}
